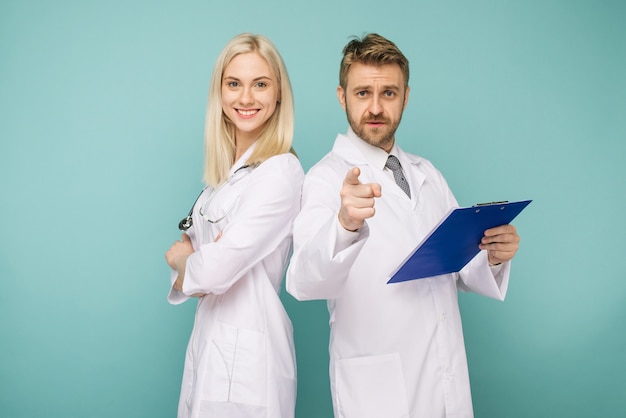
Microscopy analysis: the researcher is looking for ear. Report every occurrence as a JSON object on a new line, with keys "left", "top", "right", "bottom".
{"left": 337, "top": 86, "right": 347, "bottom": 110}
{"left": 403, "top": 86, "right": 410, "bottom": 110}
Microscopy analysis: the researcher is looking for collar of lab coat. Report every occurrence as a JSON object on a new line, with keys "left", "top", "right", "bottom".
{"left": 333, "top": 127, "right": 427, "bottom": 201}
{"left": 334, "top": 127, "right": 423, "bottom": 167}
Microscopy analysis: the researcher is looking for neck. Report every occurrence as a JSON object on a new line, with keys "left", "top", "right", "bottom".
{"left": 235, "top": 137, "right": 256, "bottom": 162}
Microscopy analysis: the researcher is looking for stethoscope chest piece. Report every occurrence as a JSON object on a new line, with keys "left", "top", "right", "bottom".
{"left": 178, "top": 215, "right": 193, "bottom": 231}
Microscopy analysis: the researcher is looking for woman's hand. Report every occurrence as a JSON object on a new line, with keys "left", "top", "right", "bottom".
{"left": 165, "top": 232, "right": 222, "bottom": 296}
{"left": 165, "top": 233, "right": 194, "bottom": 271}
{"left": 166, "top": 234, "right": 194, "bottom": 292}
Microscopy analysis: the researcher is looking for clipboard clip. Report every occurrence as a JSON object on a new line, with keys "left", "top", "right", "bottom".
{"left": 474, "top": 201, "right": 509, "bottom": 207}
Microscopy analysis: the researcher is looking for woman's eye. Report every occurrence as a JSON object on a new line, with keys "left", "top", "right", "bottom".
{"left": 256, "top": 82, "right": 267, "bottom": 88}
{"left": 228, "top": 81, "right": 239, "bottom": 88}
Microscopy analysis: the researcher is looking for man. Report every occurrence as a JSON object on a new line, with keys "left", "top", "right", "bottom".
{"left": 286, "top": 33, "right": 520, "bottom": 417}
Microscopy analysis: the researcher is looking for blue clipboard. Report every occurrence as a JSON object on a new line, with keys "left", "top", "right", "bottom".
{"left": 387, "top": 200, "right": 532, "bottom": 283}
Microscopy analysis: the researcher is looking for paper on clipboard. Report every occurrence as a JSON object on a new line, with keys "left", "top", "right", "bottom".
{"left": 387, "top": 200, "right": 532, "bottom": 283}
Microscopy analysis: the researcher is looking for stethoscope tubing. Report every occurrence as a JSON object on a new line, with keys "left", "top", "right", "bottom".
{"left": 178, "top": 164, "right": 253, "bottom": 231}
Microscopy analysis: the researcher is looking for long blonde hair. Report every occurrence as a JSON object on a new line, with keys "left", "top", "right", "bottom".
{"left": 203, "top": 33, "right": 295, "bottom": 187}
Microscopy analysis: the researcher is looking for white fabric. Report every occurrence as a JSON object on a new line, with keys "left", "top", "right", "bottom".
{"left": 286, "top": 129, "right": 510, "bottom": 418}
{"left": 169, "top": 147, "right": 303, "bottom": 418}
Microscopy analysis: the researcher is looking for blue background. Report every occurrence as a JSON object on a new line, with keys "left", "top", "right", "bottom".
{"left": 1, "top": 0, "right": 624, "bottom": 416}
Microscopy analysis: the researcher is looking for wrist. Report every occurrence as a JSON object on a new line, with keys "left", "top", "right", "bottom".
{"left": 338, "top": 215, "right": 361, "bottom": 232}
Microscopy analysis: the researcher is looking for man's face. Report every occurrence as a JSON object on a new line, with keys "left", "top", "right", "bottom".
{"left": 337, "top": 62, "right": 409, "bottom": 152}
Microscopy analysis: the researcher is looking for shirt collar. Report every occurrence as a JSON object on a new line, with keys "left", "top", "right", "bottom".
{"left": 345, "top": 127, "right": 397, "bottom": 170}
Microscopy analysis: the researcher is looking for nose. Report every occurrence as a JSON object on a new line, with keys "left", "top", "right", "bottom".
{"left": 240, "top": 86, "right": 254, "bottom": 105}
{"left": 368, "top": 95, "right": 382, "bottom": 116}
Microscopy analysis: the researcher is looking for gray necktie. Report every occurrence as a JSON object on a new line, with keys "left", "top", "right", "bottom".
{"left": 385, "top": 155, "right": 411, "bottom": 198}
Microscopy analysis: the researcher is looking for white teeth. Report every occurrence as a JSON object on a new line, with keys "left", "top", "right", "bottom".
{"left": 238, "top": 109, "right": 257, "bottom": 116}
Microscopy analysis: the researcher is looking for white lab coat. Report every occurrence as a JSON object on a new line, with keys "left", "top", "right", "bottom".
{"left": 286, "top": 130, "right": 510, "bottom": 418}
{"left": 169, "top": 147, "right": 303, "bottom": 418}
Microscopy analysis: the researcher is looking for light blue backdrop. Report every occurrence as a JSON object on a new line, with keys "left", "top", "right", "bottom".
{"left": 1, "top": 0, "right": 624, "bottom": 417}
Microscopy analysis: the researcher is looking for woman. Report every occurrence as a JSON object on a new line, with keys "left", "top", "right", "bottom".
{"left": 165, "top": 33, "right": 303, "bottom": 418}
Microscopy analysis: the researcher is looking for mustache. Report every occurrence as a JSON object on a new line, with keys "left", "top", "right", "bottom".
{"left": 362, "top": 115, "right": 390, "bottom": 124}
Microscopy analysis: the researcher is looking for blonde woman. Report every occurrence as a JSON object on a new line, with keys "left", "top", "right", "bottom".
{"left": 165, "top": 33, "right": 302, "bottom": 418}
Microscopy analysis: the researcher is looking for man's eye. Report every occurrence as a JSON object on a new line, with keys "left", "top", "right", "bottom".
{"left": 357, "top": 91, "right": 368, "bottom": 97}
{"left": 384, "top": 90, "right": 395, "bottom": 97}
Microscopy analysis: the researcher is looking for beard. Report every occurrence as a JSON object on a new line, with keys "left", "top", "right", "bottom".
{"left": 346, "top": 106, "right": 402, "bottom": 152}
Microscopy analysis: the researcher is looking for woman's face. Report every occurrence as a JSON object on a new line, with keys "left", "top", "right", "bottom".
{"left": 221, "top": 52, "right": 279, "bottom": 144}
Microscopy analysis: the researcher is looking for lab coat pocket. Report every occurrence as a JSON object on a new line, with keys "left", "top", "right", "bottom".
{"left": 203, "top": 321, "right": 268, "bottom": 409}
{"left": 336, "top": 352, "right": 410, "bottom": 418}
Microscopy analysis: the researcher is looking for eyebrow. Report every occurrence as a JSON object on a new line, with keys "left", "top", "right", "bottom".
{"left": 223, "top": 75, "right": 273, "bottom": 82}
{"left": 351, "top": 84, "right": 401, "bottom": 92}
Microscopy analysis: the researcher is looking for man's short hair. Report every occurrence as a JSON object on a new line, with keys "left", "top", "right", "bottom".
{"left": 339, "top": 33, "right": 410, "bottom": 89}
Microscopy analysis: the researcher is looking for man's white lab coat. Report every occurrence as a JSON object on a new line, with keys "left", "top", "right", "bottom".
{"left": 287, "top": 130, "right": 509, "bottom": 418}
{"left": 169, "top": 148, "right": 303, "bottom": 418}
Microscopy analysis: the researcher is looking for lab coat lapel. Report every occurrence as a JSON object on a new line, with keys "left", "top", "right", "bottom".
{"left": 331, "top": 133, "right": 368, "bottom": 167}
{"left": 332, "top": 134, "right": 390, "bottom": 194}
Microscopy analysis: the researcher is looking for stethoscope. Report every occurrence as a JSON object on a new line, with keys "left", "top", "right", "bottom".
{"left": 178, "top": 164, "right": 255, "bottom": 231}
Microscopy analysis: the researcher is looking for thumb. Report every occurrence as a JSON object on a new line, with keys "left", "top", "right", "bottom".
{"left": 180, "top": 233, "right": 191, "bottom": 243}
{"left": 344, "top": 167, "right": 362, "bottom": 185}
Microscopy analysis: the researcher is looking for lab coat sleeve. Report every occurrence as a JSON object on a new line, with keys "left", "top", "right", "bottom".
{"left": 286, "top": 166, "right": 369, "bottom": 301}
{"left": 168, "top": 268, "right": 189, "bottom": 305}
{"left": 457, "top": 250, "right": 511, "bottom": 300}
{"left": 180, "top": 154, "right": 304, "bottom": 296}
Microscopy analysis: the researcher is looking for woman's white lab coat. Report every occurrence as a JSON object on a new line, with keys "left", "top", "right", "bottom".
{"left": 168, "top": 149, "right": 303, "bottom": 418}
{"left": 287, "top": 131, "right": 510, "bottom": 418}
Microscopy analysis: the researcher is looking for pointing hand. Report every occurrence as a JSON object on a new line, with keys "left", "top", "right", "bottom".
{"left": 338, "top": 167, "right": 382, "bottom": 231}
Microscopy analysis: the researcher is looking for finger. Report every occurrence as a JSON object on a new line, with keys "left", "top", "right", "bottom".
{"left": 344, "top": 205, "right": 376, "bottom": 221}
{"left": 370, "top": 183, "right": 382, "bottom": 198}
{"left": 488, "top": 248, "right": 517, "bottom": 264}
{"left": 481, "top": 232, "right": 520, "bottom": 246}
{"left": 345, "top": 196, "right": 376, "bottom": 210}
{"left": 484, "top": 224, "right": 516, "bottom": 237}
{"left": 480, "top": 240, "right": 519, "bottom": 262}
{"left": 345, "top": 183, "right": 383, "bottom": 200}
{"left": 344, "top": 167, "right": 362, "bottom": 186}
{"left": 481, "top": 241, "right": 518, "bottom": 251}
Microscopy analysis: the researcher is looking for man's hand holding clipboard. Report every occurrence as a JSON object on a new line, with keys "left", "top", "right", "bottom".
{"left": 388, "top": 200, "right": 532, "bottom": 283}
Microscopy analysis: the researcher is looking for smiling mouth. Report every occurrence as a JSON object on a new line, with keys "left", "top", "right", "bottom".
{"left": 237, "top": 109, "right": 259, "bottom": 116}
